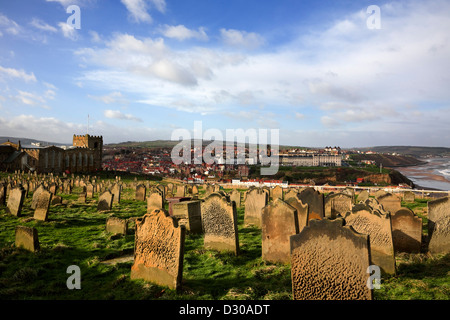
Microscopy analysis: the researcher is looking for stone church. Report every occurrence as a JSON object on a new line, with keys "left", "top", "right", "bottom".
{"left": 0, "top": 134, "right": 103, "bottom": 174}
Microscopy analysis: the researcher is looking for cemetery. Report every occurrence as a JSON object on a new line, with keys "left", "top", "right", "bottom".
{"left": 0, "top": 171, "right": 448, "bottom": 300}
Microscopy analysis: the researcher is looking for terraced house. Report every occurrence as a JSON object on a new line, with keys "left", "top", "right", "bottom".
{"left": 0, "top": 134, "right": 103, "bottom": 174}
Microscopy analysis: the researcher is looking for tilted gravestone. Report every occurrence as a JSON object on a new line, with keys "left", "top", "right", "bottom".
{"left": 427, "top": 196, "right": 450, "bottom": 254}
{"left": 6, "top": 185, "right": 26, "bottom": 217}
{"left": 229, "top": 189, "right": 241, "bottom": 208}
{"left": 290, "top": 218, "right": 372, "bottom": 300}
{"left": 201, "top": 193, "right": 239, "bottom": 255}
{"left": 343, "top": 204, "right": 396, "bottom": 274}
{"left": 106, "top": 216, "right": 128, "bottom": 235}
{"left": 15, "top": 226, "right": 40, "bottom": 252}
{"left": 357, "top": 190, "right": 370, "bottom": 203}
{"left": 325, "top": 193, "right": 353, "bottom": 219}
{"left": 297, "top": 187, "right": 324, "bottom": 221}
{"left": 172, "top": 200, "right": 202, "bottom": 234}
{"left": 31, "top": 184, "right": 45, "bottom": 210}
{"left": 284, "top": 188, "right": 299, "bottom": 202}
{"left": 261, "top": 198, "right": 299, "bottom": 264}
{"left": 135, "top": 184, "right": 147, "bottom": 201}
{"left": 130, "top": 209, "right": 185, "bottom": 290}
{"left": 391, "top": 207, "right": 422, "bottom": 253}
{"left": 244, "top": 187, "right": 268, "bottom": 227}
{"left": 33, "top": 188, "right": 52, "bottom": 221}
{"left": 98, "top": 190, "right": 114, "bottom": 211}
{"left": 376, "top": 193, "right": 401, "bottom": 214}
{"left": 285, "top": 197, "right": 309, "bottom": 233}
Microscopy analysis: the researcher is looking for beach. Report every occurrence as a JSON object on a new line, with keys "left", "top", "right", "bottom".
{"left": 395, "top": 157, "right": 450, "bottom": 191}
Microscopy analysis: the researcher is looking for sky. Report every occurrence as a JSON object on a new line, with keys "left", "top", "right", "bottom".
{"left": 0, "top": 0, "right": 449, "bottom": 148}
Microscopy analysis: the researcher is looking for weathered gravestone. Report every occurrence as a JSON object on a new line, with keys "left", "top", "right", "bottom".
{"left": 325, "top": 193, "right": 353, "bottom": 219}
{"left": 98, "top": 190, "right": 114, "bottom": 211}
{"left": 427, "top": 196, "right": 450, "bottom": 254}
{"left": 284, "top": 188, "right": 299, "bottom": 202}
{"left": 271, "top": 185, "right": 284, "bottom": 200}
{"left": 6, "top": 185, "right": 26, "bottom": 217}
{"left": 297, "top": 187, "right": 324, "bottom": 221}
{"left": 175, "top": 185, "right": 186, "bottom": 197}
{"left": 33, "top": 188, "right": 52, "bottom": 221}
{"left": 147, "top": 192, "right": 164, "bottom": 213}
{"left": 135, "top": 184, "right": 147, "bottom": 201}
{"left": 261, "top": 199, "right": 299, "bottom": 264}
{"left": 229, "top": 190, "right": 241, "bottom": 208}
{"left": 106, "top": 216, "right": 128, "bottom": 235}
{"left": 391, "top": 208, "right": 422, "bottom": 253}
{"left": 86, "top": 183, "right": 94, "bottom": 198}
{"left": 201, "top": 193, "right": 239, "bottom": 255}
{"left": 290, "top": 218, "right": 372, "bottom": 300}
{"left": 31, "top": 184, "right": 45, "bottom": 210}
{"left": 377, "top": 193, "right": 402, "bottom": 214}
{"left": 130, "top": 210, "right": 185, "bottom": 290}
{"left": 78, "top": 192, "right": 87, "bottom": 203}
{"left": 343, "top": 204, "right": 396, "bottom": 274}
{"left": 285, "top": 197, "right": 309, "bottom": 233}
{"left": 111, "top": 183, "right": 121, "bottom": 204}
{"left": 244, "top": 188, "right": 268, "bottom": 228}
{"left": 0, "top": 182, "right": 6, "bottom": 206}
{"left": 357, "top": 190, "right": 370, "bottom": 203}
{"left": 403, "top": 191, "right": 415, "bottom": 203}
{"left": 172, "top": 200, "right": 202, "bottom": 234}
{"left": 15, "top": 226, "right": 40, "bottom": 252}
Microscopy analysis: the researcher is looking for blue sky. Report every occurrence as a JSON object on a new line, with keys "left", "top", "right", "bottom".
{"left": 0, "top": 0, "right": 450, "bottom": 147}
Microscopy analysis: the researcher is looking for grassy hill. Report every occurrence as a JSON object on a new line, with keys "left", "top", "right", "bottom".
{"left": 356, "top": 146, "right": 450, "bottom": 158}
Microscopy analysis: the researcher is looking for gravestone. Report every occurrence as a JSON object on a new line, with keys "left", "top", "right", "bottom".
{"left": 427, "top": 196, "right": 450, "bottom": 254}
{"left": 106, "top": 217, "right": 128, "bottom": 235}
{"left": 172, "top": 200, "right": 202, "bottom": 234}
{"left": 297, "top": 187, "right": 324, "bottom": 221}
{"left": 6, "top": 185, "right": 26, "bottom": 217}
{"left": 175, "top": 185, "right": 186, "bottom": 197}
{"left": 86, "top": 183, "right": 94, "bottom": 198}
{"left": 343, "top": 204, "right": 396, "bottom": 274}
{"left": 111, "top": 183, "right": 121, "bottom": 204}
{"left": 357, "top": 190, "right": 370, "bottom": 203}
{"left": 261, "top": 199, "right": 299, "bottom": 263}
{"left": 272, "top": 185, "right": 283, "bottom": 200}
{"left": 0, "top": 182, "right": 6, "bottom": 206}
{"left": 78, "top": 192, "right": 86, "bottom": 203}
{"left": 229, "top": 190, "right": 241, "bottom": 208}
{"left": 325, "top": 193, "right": 353, "bottom": 219}
{"left": 377, "top": 193, "right": 402, "bottom": 214}
{"left": 285, "top": 197, "right": 309, "bottom": 233}
{"left": 391, "top": 208, "right": 422, "bottom": 253}
{"left": 201, "top": 193, "right": 239, "bottom": 255}
{"left": 98, "top": 190, "right": 114, "bottom": 211}
{"left": 15, "top": 226, "right": 40, "bottom": 252}
{"left": 244, "top": 188, "right": 268, "bottom": 227}
{"left": 31, "top": 184, "right": 45, "bottom": 210}
{"left": 403, "top": 191, "right": 415, "bottom": 203}
{"left": 290, "top": 218, "right": 372, "bottom": 300}
{"left": 147, "top": 192, "right": 164, "bottom": 213}
{"left": 192, "top": 185, "right": 199, "bottom": 195}
{"left": 130, "top": 210, "right": 185, "bottom": 290}
{"left": 33, "top": 189, "right": 52, "bottom": 221}
{"left": 135, "top": 184, "right": 147, "bottom": 201}
{"left": 51, "top": 195, "right": 63, "bottom": 205}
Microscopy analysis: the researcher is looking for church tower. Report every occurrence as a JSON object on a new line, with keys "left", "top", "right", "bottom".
{"left": 73, "top": 134, "right": 103, "bottom": 171}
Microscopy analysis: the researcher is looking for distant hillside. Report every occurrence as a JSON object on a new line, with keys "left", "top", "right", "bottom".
{"left": 356, "top": 146, "right": 450, "bottom": 158}
{"left": 0, "top": 136, "right": 67, "bottom": 147}
{"left": 350, "top": 153, "right": 426, "bottom": 167}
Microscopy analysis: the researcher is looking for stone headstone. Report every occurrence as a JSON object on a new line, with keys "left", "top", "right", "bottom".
{"left": 51, "top": 195, "right": 63, "bottom": 205}
{"left": 297, "top": 187, "right": 324, "bottom": 221}
{"left": 0, "top": 182, "right": 6, "bottom": 206}
{"left": 15, "top": 226, "right": 40, "bottom": 252}
{"left": 31, "top": 184, "right": 45, "bottom": 210}
{"left": 130, "top": 210, "right": 185, "bottom": 290}
{"left": 135, "top": 184, "right": 147, "bottom": 201}
{"left": 86, "top": 183, "right": 94, "bottom": 198}
{"left": 343, "top": 204, "right": 396, "bottom": 274}
{"left": 229, "top": 190, "right": 241, "bottom": 208}
{"left": 391, "top": 208, "right": 422, "bottom": 253}
{"left": 175, "top": 185, "right": 186, "bottom": 197}
{"left": 6, "top": 185, "right": 26, "bottom": 217}
{"left": 78, "top": 192, "right": 86, "bottom": 203}
{"left": 290, "top": 218, "right": 372, "bottom": 300}
{"left": 244, "top": 188, "right": 268, "bottom": 227}
{"left": 172, "top": 200, "right": 202, "bottom": 234}
{"left": 111, "top": 183, "right": 121, "bottom": 204}
{"left": 403, "top": 191, "right": 415, "bottom": 203}
{"left": 427, "top": 196, "right": 450, "bottom": 254}
{"left": 357, "top": 190, "right": 370, "bottom": 203}
{"left": 284, "top": 189, "right": 299, "bottom": 202}
{"left": 377, "top": 193, "right": 402, "bottom": 214}
{"left": 285, "top": 197, "right": 309, "bottom": 233}
{"left": 261, "top": 199, "right": 299, "bottom": 263}
{"left": 33, "top": 189, "right": 52, "bottom": 221}
{"left": 98, "top": 190, "right": 114, "bottom": 211}
{"left": 201, "top": 193, "right": 239, "bottom": 255}
{"left": 325, "top": 193, "right": 353, "bottom": 219}
{"left": 271, "top": 185, "right": 283, "bottom": 200}
{"left": 106, "top": 217, "right": 128, "bottom": 235}
{"left": 147, "top": 192, "right": 164, "bottom": 213}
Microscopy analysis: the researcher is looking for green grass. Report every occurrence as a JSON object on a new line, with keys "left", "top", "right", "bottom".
{"left": 0, "top": 185, "right": 449, "bottom": 300}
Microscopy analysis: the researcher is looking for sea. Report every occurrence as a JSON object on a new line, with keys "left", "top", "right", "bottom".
{"left": 395, "top": 157, "right": 450, "bottom": 191}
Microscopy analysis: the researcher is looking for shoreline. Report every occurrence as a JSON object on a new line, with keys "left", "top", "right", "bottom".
{"left": 394, "top": 160, "right": 450, "bottom": 192}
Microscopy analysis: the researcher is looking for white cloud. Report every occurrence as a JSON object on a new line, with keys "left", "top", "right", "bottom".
{"left": 220, "top": 28, "right": 265, "bottom": 49}
{"left": 58, "top": 22, "right": 78, "bottom": 40}
{"left": 88, "top": 91, "right": 128, "bottom": 104}
{"left": 104, "top": 109, "right": 142, "bottom": 122}
{"left": 89, "top": 30, "right": 101, "bottom": 43}
{"left": 30, "top": 18, "right": 58, "bottom": 33}
{"left": 161, "top": 24, "right": 208, "bottom": 41}
{"left": 0, "top": 65, "right": 37, "bottom": 82}
{"left": 0, "top": 13, "right": 22, "bottom": 36}
{"left": 121, "top": 0, "right": 166, "bottom": 23}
